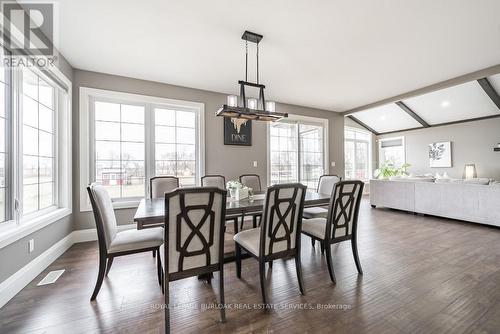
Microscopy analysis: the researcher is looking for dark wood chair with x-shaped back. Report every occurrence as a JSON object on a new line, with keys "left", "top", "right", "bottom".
{"left": 233, "top": 183, "right": 307, "bottom": 307}
{"left": 301, "top": 180, "right": 364, "bottom": 283}
{"left": 159, "top": 187, "right": 227, "bottom": 333}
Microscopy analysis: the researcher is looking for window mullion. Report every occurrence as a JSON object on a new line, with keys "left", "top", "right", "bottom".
{"left": 145, "top": 103, "right": 154, "bottom": 196}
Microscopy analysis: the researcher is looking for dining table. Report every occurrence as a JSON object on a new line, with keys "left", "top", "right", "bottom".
{"left": 133, "top": 190, "right": 331, "bottom": 263}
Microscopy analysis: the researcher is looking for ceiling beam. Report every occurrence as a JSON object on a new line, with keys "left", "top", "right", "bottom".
{"left": 477, "top": 78, "right": 500, "bottom": 111}
{"left": 346, "top": 115, "right": 380, "bottom": 135}
{"left": 395, "top": 101, "right": 430, "bottom": 128}
{"left": 342, "top": 63, "right": 500, "bottom": 116}
{"left": 377, "top": 114, "right": 500, "bottom": 136}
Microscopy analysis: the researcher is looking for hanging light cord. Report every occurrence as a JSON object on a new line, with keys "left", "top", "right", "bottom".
{"left": 256, "top": 42, "right": 259, "bottom": 84}
{"left": 245, "top": 40, "right": 248, "bottom": 82}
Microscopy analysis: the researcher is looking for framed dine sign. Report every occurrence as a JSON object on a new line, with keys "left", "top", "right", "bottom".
{"left": 224, "top": 117, "right": 252, "bottom": 146}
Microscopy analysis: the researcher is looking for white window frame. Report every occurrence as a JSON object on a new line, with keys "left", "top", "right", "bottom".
{"left": 378, "top": 136, "right": 406, "bottom": 167}
{"left": 79, "top": 87, "right": 205, "bottom": 212}
{"left": 344, "top": 126, "right": 372, "bottom": 182}
{"left": 266, "top": 114, "right": 329, "bottom": 187}
{"left": 0, "top": 66, "right": 72, "bottom": 250}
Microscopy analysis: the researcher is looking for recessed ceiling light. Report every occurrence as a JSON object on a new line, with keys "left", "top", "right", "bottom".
{"left": 441, "top": 101, "right": 450, "bottom": 108}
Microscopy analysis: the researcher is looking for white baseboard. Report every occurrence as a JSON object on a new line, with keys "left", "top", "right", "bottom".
{"left": 0, "top": 223, "right": 137, "bottom": 308}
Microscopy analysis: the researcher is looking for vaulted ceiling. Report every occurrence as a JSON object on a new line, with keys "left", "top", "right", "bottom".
{"left": 57, "top": 0, "right": 500, "bottom": 112}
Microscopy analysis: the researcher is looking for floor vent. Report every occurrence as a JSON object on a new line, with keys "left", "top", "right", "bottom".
{"left": 37, "top": 269, "right": 65, "bottom": 286}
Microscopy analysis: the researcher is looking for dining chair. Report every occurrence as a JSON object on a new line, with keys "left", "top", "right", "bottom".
{"left": 239, "top": 174, "right": 262, "bottom": 230}
{"left": 201, "top": 174, "right": 226, "bottom": 189}
{"left": 150, "top": 176, "right": 179, "bottom": 198}
{"left": 87, "top": 184, "right": 164, "bottom": 301}
{"left": 303, "top": 174, "right": 341, "bottom": 250}
{"left": 233, "top": 183, "right": 307, "bottom": 307}
{"left": 303, "top": 175, "right": 341, "bottom": 219}
{"left": 301, "top": 180, "right": 364, "bottom": 284}
{"left": 159, "top": 187, "right": 227, "bottom": 333}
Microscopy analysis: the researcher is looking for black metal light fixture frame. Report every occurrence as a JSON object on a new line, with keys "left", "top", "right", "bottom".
{"left": 216, "top": 31, "right": 287, "bottom": 121}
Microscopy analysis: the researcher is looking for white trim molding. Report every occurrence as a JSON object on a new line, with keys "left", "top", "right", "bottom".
{"left": 79, "top": 87, "right": 205, "bottom": 212}
{"left": 0, "top": 224, "right": 136, "bottom": 308}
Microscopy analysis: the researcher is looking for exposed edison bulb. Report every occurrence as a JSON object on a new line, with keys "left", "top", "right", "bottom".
{"left": 227, "top": 95, "right": 238, "bottom": 107}
{"left": 265, "top": 101, "right": 276, "bottom": 112}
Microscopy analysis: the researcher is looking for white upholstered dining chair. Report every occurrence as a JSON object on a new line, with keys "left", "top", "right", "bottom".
{"left": 150, "top": 176, "right": 179, "bottom": 198}
{"left": 158, "top": 187, "right": 227, "bottom": 333}
{"left": 239, "top": 174, "right": 263, "bottom": 229}
{"left": 201, "top": 174, "right": 226, "bottom": 189}
{"left": 303, "top": 174, "right": 341, "bottom": 250}
{"left": 233, "top": 183, "right": 307, "bottom": 307}
{"left": 301, "top": 180, "right": 364, "bottom": 284}
{"left": 87, "top": 184, "right": 164, "bottom": 301}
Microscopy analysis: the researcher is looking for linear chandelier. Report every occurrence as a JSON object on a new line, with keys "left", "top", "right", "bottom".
{"left": 216, "top": 31, "right": 287, "bottom": 122}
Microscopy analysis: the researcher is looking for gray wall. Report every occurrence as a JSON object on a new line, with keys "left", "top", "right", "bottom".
{"left": 377, "top": 118, "right": 500, "bottom": 180}
{"left": 72, "top": 70, "right": 345, "bottom": 230}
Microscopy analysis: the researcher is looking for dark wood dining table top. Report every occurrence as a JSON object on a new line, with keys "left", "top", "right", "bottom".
{"left": 133, "top": 190, "right": 331, "bottom": 229}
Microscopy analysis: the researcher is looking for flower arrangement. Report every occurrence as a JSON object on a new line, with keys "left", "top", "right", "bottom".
{"left": 226, "top": 180, "right": 243, "bottom": 190}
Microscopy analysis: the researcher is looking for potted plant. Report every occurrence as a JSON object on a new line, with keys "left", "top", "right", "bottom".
{"left": 374, "top": 161, "right": 411, "bottom": 179}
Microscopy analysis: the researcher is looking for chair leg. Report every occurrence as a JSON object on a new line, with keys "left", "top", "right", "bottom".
{"left": 269, "top": 261, "right": 273, "bottom": 268}
{"left": 259, "top": 260, "right": 269, "bottom": 308}
{"left": 165, "top": 277, "right": 170, "bottom": 334}
{"left": 152, "top": 249, "right": 156, "bottom": 258}
{"left": 156, "top": 248, "right": 162, "bottom": 286}
{"left": 252, "top": 215, "right": 257, "bottom": 228}
{"left": 352, "top": 238, "right": 363, "bottom": 275}
{"left": 320, "top": 241, "right": 325, "bottom": 255}
{"left": 325, "top": 242, "right": 337, "bottom": 284}
{"left": 161, "top": 271, "right": 165, "bottom": 294}
{"left": 105, "top": 257, "right": 114, "bottom": 277}
{"left": 311, "top": 237, "right": 315, "bottom": 248}
{"left": 239, "top": 214, "right": 246, "bottom": 231}
{"left": 219, "top": 267, "right": 226, "bottom": 323}
{"left": 235, "top": 243, "right": 242, "bottom": 278}
{"left": 295, "top": 254, "right": 305, "bottom": 295}
{"left": 91, "top": 254, "right": 107, "bottom": 301}
{"left": 233, "top": 217, "right": 238, "bottom": 235}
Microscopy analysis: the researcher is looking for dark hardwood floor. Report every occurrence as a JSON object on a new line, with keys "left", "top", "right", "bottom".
{"left": 2, "top": 197, "right": 500, "bottom": 333}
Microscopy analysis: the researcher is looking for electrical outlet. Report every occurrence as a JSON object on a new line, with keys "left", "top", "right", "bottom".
{"left": 28, "top": 239, "right": 35, "bottom": 253}
{"left": 331, "top": 161, "right": 336, "bottom": 167}
{"left": 253, "top": 161, "right": 258, "bottom": 167}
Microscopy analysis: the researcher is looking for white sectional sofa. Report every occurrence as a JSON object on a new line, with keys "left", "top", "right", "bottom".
{"left": 370, "top": 178, "right": 500, "bottom": 227}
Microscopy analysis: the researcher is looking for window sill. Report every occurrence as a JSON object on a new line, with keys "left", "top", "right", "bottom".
{"left": 0, "top": 207, "right": 72, "bottom": 250}
{"left": 80, "top": 200, "right": 140, "bottom": 212}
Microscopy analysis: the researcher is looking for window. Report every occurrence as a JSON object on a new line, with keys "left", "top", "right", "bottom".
{"left": 93, "top": 101, "right": 145, "bottom": 199}
{"left": 344, "top": 127, "right": 371, "bottom": 181}
{"left": 81, "top": 88, "right": 204, "bottom": 209}
{"left": 0, "top": 50, "right": 9, "bottom": 223}
{"left": 154, "top": 108, "right": 197, "bottom": 186}
{"left": 0, "top": 47, "right": 72, "bottom": 231}
{"left": 378, "top": 137, "right": 405, "bottom": 167}
{"left": 22, "top": 70, "right": 56, "bottom": 215}
{"left": 268, "top": 116, "right": 327, "bottom": 189}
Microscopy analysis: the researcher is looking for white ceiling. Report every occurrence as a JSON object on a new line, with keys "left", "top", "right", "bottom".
{"left": 489, "top": 74, "right": 500, "bottom": 94}
{"left": 57, "top": 0, "right": 500, "bottom": 112}
{"left": 353, "top": 104, "right": 422, "bottom": 133}
{"left": 403, "top": 81, "right": 499, "bottom": 125}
